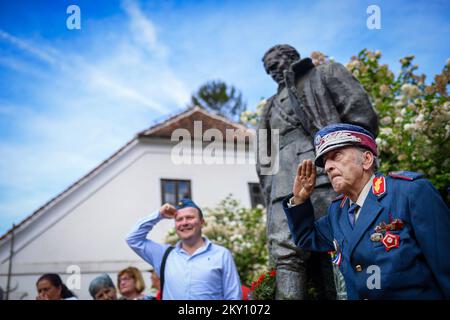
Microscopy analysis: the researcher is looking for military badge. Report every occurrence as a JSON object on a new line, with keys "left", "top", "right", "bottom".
{"left": 381, "top": 232, "right": 400, "bottom": 251}
{"left": 370, "top": 232, "right": 383, "bottom": 242}
{"left": 390, "top": 219, "right": 404, "bottom": 230}
{"left": 374, "top": 218, "right": 404, "bottom": 233}
{"left": 372, "top": 176, "right": 386, "bottom": 197}
{"left": 375, "top": 221, "right": 387, "bottom": 233}
{"left": 314, "top": 134, "right": 321, "bottom": 147}
{"left": 371, "top": 218, "right": 405, "bottom": 246}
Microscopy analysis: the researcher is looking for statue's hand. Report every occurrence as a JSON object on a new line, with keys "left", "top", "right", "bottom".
{"left": 292, "top": 160, "right": 316, "bottom": 205}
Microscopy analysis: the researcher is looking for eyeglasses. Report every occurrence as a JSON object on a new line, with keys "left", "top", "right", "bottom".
{"left": 119, "top": 276, "right": 134, "bottom": 282}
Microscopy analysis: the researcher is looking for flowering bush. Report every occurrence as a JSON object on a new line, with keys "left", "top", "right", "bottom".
{"left": 250, "top": 269, "right": 276, "bottom": 300}
{"left": 240, "top": 98, "right": 267, "bottom": 127}
{"left": 166, "top": 195, "right": 269, "bottom": 285}
{"left": 346, "top": 49, "right": 449, "bottom": 195}
{"left": 241, "top": 50, "right": 450, "bottom": 198}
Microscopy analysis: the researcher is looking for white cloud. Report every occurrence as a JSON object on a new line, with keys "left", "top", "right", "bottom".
{"left": 0, "top": 0, "right": 191, "bottom": 234}
{"left": 0, "top": 29, "right": 58, "bottom": 66}
{"left": 155, "top": 0, "right": 364, "bottom": 109}
{"left": 122, "top": 0, "right": 169, "bottom": 58}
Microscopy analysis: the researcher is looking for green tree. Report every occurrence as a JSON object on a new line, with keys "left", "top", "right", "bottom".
{"left": 190, "top": 80, "right": 247, "bottom": 122}
{"left": 166, "top": 195, "right": 268, "bottom": 285}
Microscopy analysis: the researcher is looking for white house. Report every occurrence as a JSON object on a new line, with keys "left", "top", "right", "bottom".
{"left": 0, "top": 107, "right": 264, "bottom": 300}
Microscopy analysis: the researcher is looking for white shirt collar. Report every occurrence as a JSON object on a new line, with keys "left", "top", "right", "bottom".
{"left": 350, "top": 174, "right": 375, "bottom": 208}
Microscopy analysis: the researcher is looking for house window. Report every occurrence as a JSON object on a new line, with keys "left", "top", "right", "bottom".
{"left": 161, "top": 179, "right": 192, "bottom": 206}
{"left": 248, "top": 183, "right": 265, "bottom": 208}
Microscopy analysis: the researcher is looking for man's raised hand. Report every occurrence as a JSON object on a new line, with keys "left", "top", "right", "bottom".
{"left": 292, "top": 159, "right": 317, "bottom": 205}
{"left": 160, "top": 203, "right": 177, "bottom": 219}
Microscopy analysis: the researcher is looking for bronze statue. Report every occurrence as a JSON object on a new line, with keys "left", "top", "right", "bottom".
{"left": 257, "top": 44, "right": 379, "bottom": 299}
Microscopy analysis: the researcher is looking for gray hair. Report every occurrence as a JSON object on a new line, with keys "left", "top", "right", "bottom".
{"left": 356, "top": 147, "right": 379, "bottom": 172}
{"left": 89, "top": 273, "right": 115, "bottom": 298}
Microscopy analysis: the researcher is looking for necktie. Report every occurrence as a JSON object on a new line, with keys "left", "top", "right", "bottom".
{"left": 348, "top": 203, "right": 359, "bottom": 228}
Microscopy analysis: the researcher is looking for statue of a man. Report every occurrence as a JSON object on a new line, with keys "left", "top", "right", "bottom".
{"left": 257, "top": 44, "right": 379, "bottom": 299}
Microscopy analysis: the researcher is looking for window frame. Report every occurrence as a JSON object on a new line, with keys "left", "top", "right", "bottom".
{"left": 160, "top": 179, "right": 192, "bottom": 206}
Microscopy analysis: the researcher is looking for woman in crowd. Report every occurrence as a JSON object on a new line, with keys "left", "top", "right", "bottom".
{"left": 36, "top": 273, "right": 77, "bottom": 300}
{"left": 149, "top": 269, "right": 161, "bottom": 300}
{"left": 89, "top": 273, "right": 118, "bottom": 300}
{"left": 117, "top": 267, "right": 154, "bottom": 300}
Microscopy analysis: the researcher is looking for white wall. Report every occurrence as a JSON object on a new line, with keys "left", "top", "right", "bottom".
{"left": 0, "top": 137, "right": 259, "bottom": 300}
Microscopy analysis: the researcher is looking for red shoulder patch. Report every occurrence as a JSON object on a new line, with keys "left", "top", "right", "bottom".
{"left": 372, "top": 176, "right": 386, "bottom": 196}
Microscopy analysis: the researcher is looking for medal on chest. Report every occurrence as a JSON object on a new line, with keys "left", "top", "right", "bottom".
{"left": 370, "top": 218, "right": 404, "bottom": 251}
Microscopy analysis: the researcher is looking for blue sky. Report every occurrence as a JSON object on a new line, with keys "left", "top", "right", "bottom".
{"left": 0, "top": 0, "right": 449, "bottom": 235}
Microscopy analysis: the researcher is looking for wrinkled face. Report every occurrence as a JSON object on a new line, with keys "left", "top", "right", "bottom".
{"left": 263, "top": 50, "right": 295, "bottom": 85}
{"left": 37, "top": 279, "right": 62, "bottom": 300}
{"left": 323, "top": 147, "right": 365, "bottom": 195}
{"left": 94, "top": 287, "right": 117, "bottom": 300}
{"left": 175, "top": 207, "right": 204, "bottom": 242}
{"left": 119, "top": 273, "right": 137, "bottom": 296}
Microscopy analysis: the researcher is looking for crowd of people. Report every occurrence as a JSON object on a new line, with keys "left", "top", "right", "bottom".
{"left": 35, "top": 266, "right": 162, "bottom": 300}
{"left": 34, "top": 122, "right": 450, "bottom": 301}
{"left": 33, "top": 122, "right": 450, "bottom": 300}
{"left": 36, "top": 268, "right": 251, "bottom": 300}
{"left": 35, "top": 196, "right": 253, "bottom": 300}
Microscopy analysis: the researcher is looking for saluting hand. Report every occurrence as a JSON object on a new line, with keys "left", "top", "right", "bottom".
{"left": 292, "top": 159, "right": 316, "bottom": 205}
{"left": 160, "top": 203, "right": 177, "bottom": 219}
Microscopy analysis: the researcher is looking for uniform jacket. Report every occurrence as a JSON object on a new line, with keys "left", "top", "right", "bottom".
{"left": 283, "top": 171, "right": 450, "bottom": 299}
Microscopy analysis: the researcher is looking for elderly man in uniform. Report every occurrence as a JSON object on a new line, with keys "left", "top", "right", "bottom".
{"left": 257, "top": 44, "right": 379, "bottom": 299}
{"left": 283, "top": 123, "right": 450, "bottom": 299}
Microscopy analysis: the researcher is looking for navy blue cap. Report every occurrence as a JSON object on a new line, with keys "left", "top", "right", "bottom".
{"left": 314, "top": 123, "right": 377, "bottom": 167}
{"left": 175, "top": 198, "right": 203, "bottom": 218}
